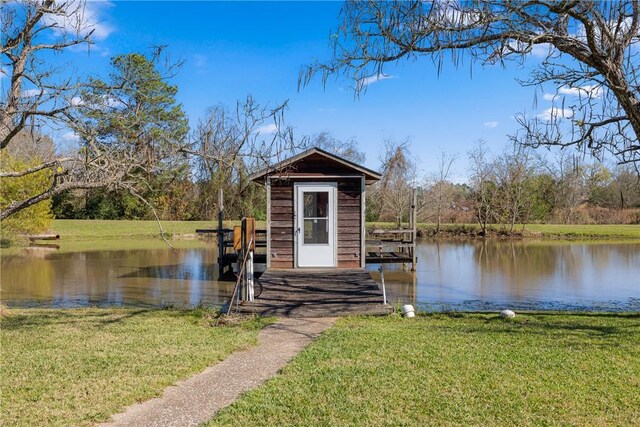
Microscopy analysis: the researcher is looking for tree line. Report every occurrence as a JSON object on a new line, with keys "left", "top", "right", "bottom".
{"left": 370, "top": 141, "right": 640, "bottom": 235}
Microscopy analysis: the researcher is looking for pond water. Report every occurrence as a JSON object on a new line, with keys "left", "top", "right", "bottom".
{"left": 1, "top": 239, "right": 639, "bottom": 311}
{"left": 368, "top": 240, "right": 640, "bottom": 311}
{"left": 1, "top": 240, "right": 235, "bottom": 308}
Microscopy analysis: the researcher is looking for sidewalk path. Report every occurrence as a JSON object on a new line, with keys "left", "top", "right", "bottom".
{"left": 101, "top": 317, "right": 337, "bottom": 427}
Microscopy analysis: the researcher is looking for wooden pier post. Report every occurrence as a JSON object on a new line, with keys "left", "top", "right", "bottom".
{"left": 217, "top": 188, "right": 224, "bottom": 277}
{"left": 411, "top": 188, "right": 417, "bottom": 272}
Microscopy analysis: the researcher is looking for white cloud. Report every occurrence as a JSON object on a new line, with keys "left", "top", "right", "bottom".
{"left": 43, "top": 0, "right": 114, "bottom": 42}
{"left": 256, "top": 123, "right": 278, "bottom": 135}
{"left": 531, "top": 43, "right": 553, "bottom": 58}
{"left": 543, "top": 85, "right": 603, "bottom": 103}
{"left": 537, "top": 107, "right": 574, "bottom": 121}
{"left": 507, "top": 40, "right": 555, "bottom": 58}
{"left": 22, "top": 89, "right": 46, "bottom": 98}
{"left": 68, "top": 96, "right": 85, "bottom": 106}
{"left": 62, "top": 131, "right": 80, "bottom": 142}
{"left": 483, "top": 121, "right": 498, "bottom": 128}
{"left": 575, "top": 17, "right": 639, "bottom": 46}
{"left": 436, "top": 2, "right": 481, "bottom": 27}
{"left": 358, "top": 74, "right": 395, "bottom": 88}
{"left": 558, "top": 85, "right": 602, "bottom": 98}
{"left": 102, "top": 94, "right": 125, "bottom": 109}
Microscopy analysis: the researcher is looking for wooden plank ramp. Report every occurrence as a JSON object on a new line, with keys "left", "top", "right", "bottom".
{"left": 237, "top": 269, "right": 394, "bottom": 318}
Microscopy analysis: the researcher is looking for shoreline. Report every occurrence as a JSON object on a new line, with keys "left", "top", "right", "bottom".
{"left": 1, "top": 219, "right": 637, "bottom": 250}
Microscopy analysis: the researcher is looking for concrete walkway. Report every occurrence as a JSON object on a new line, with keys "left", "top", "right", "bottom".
{"left": 100, "top": 317, "right": 336, "bottom": 427}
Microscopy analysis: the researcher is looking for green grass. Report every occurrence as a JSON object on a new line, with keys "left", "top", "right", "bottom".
{"left": 521, "top": 223, "right": 640, "bottom": 239}
{"left": 0, "top": 308, "right": 273, "bottom": 427}
{"left": 50, "top": 220, "right": 639, "bottom": 241}
{"left": 50, "top": 219, "right": 219, "bottom": 240}
{"left": 49, "top": 219, "right": 268, "bottom": 240}
{"left": 208, "top": 313, "right": 640, "bottom": 426}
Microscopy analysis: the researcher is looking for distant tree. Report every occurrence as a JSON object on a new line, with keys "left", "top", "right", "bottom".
{"left": 612, "top": 165, "right": 640, "bottom": 208}
{"left": 374, "top": 139, "right": 415, "bottom": 227}
{"left": 468, "top": 141, "right": 499, "bottom": 235}
{"left": 302, "top": 1, "right": 640, "bottom": 170}
{"left": 583, "top": 163, "right": 615, "bottom": 207}
{"left": 84, "top": 53, "right": 189, "bottom": 172}
{"left": 549, "top": 152, "right": 588, "bottom": 223}
{"left": 494, "top": 147, "right": 538, "bottom": 232}
{"left": 306, "top": 131, "right": 366, "bottom": 164}
{"left": 419, "top": 152, "right": 457, "bottom": 234}
{"left": 190, "top": 96, "right": 297, "bottom": 221}
{"left": 528, "top": 172, "right": 556, "bottom": 222}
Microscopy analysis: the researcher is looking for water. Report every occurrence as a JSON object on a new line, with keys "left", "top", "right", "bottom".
{"left": 1, "top": 239, "right": 639, "bottom": 311}
{"left": 368, "top": 239, "right": 640, "bottom": 312}
{"left": 1, "top": 241, "right": 235, "bottom": 308}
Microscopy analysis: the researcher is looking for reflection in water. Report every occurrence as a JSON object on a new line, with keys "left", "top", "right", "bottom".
{"left": 2, "top": 239, "right": 639, "bottom": 311}
{"left": 1, "top": 246, "right": 234, "bottom": 308}
{"left": 367, "top": 240, "right": 640, "bottom": 312}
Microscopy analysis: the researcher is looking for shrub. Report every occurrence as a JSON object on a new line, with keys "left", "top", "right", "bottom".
{"left": 0, "top": 152, "right": 53, "bottom": 239}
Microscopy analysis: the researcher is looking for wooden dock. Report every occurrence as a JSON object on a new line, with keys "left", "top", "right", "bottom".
{"left": 365, "top": 227, "right": 416, "bottom": 267}
{"left": 236, "top": 269, "right": 394, "bottom": 318}
{"left": 365, "top": 251, "right": 413, "bottom": 264}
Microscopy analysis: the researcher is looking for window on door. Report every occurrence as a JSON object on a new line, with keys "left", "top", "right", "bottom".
{"left": 302, "top": 191, "right": 329, "bottom": 244}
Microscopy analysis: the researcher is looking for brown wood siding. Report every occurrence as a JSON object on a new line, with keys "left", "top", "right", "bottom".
{"left": 337, "top": 180, "right": 361, "bottom": 268}
{"left": 268, "top": 176, "right": 362, "bottom": 269}
{"left": 269, "top": 183, "right": 294, "bottom": 268}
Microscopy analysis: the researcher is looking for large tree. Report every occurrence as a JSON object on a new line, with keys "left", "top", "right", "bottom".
{"left": 1, "top": 0, "right": 98, "bottom": 220}
{"left": 1, "top": 0, "right": 92, "bottom": 149}
{"left": 0, "top": 1, "right": 190, "bottom": 221}
{"left": 301, "top": 1, "right": 640, "bottom": 170}
{"left": 80, "top": 51, "right": 189, "bottom": 215}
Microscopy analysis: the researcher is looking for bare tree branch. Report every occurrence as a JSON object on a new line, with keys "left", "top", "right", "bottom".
{"left": 302, "top": 0, "right": 640, "bottom": 170}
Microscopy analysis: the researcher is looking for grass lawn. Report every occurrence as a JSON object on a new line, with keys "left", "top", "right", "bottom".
{"left": 0, "top": 308, "right": 273, "bottom": 426}
{"left": 208, "top": 313, "right": 640, "bottom": 426}
{"left": 522, "top": 223, "right": 640, "bottom": 239}
{"left": 50, "top": 219, "right": 221, "bottom": 240}
{"left": 47, "top": 220, "right": 639, "bottom": 241}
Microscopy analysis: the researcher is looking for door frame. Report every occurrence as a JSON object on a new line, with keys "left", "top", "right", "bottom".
{"left": 294, "top": 182, "right": 337, "bottom": 268}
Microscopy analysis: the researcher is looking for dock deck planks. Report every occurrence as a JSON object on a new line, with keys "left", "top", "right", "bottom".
{"left": 365, "top": 251, "right": 413, "bottom": 263}
{"left": 237, "top": 269, "right": 393, "bottom": 317}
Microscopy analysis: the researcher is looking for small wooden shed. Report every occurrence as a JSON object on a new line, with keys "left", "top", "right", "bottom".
{"left": 250, "top": 147, "right": 381, "bottom": 269}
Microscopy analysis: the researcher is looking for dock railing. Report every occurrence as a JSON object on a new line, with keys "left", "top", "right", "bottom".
{"left": 365, "top": 189, "right": 417, "bottom": 271}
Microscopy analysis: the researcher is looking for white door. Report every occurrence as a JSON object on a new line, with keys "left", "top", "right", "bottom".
{"left": 296, "top": 183, "right": 336, "bottom": 267}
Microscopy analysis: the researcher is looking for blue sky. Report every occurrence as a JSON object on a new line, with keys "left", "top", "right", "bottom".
{"left": 7, "top": 1, "right": 579, "bottom": 182}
